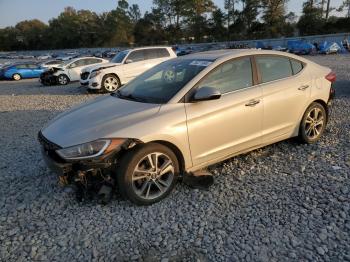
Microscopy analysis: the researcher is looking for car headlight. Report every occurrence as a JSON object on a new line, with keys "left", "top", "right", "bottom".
{"left": 90, "top": 70, "right": 101, "bottom": 79}
{"left": 56, "top": 138, "right": 125, "bottom": 160}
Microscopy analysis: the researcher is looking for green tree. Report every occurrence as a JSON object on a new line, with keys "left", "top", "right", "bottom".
{"left": 298, "top": 1, "right": 324, "bottom": 35}
{"left": 129, "top": 4, "right": 141, "bottom": 24}
{"left": 15, "top": 19, "right": 48, "bottom": 50}
{"left": 209, "top": 8, "right": 227, "bottom": 41}
{"left": 261, "top": 0, "right": 289, "bottom": 37}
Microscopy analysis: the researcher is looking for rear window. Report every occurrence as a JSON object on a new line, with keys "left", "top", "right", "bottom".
{"left": 256, "top": 56, "right": 293, "bottom": 83}
{"left": 291, "top": 59, "right": 304, "bottom": 75}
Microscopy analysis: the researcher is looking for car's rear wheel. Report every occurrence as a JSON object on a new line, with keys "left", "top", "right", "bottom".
{"left": 12, "top": 73, "right": 21, "bottom": 81}
{"left": 116, "top": 143, "right": 179, "bottom": 205}
{"left": 57, "top": 74, "right": 69, "bottom": 85}
{"left": 299, "top": 102, "right": 327, "bottom": 144}
{"left": 102, "top": 74, "right": 120, "bottom": 93}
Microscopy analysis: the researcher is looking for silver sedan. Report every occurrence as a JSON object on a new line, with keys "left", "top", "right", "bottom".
{"left": 39, "top": 49, "right": 336, "bottom": 205}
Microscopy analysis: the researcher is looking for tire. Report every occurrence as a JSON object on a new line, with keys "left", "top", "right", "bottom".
{"left": 57, "top": 74, "right": 70, "bottom": 85}
{"left": 12, "top": 73, "right": 21, "bottom": 81}
{"left": 299, "top": 102, "right": 327, "bottom": 144}
{"left": 116, "top": 143, "right": 179, "bottom": 205}
{"left": 102, "top": 74, "right": 120, "bottom": 93}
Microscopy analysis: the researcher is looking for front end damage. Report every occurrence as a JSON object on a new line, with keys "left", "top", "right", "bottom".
{"left": 38, "top": 131, "right": 138, "bottom": 203}
{"left": 40, "top": 67, "right": 61, "bottom": 86}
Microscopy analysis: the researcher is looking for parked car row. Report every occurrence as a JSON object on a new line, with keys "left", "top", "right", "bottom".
{"left": 39, "top": 49, "right": 336, "bottom": 205}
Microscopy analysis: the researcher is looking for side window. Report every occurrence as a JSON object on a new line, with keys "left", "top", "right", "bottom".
{"left": 28, "top": 64, "right": 38, "bottom": 69}
{"left": 157, "top": 48, "right": 170, "bottom": 58}
{"left": 144, "top": 49, "right": 158, "bottom": 60}
{"left": 127, "top": 50, "right": 145, "bottom": 63}
{"left": 145, "top": 49, "right": 171, "bottom": 60}
{"left": 16, "top": 65, "right": 28, "bottom": 69}
{"left": 196, "top": 57, "right": 253, "bottom": 94}
{"left": 69, "top": 59, "right": 85, "bottom": 68}
{"left": 290, "top": 59, "right": 303, "bottom": 75}
{"left": 256, "top": 56, "right": 293, "bottom": 83}
{"left": 86, "top": 58, "right": 102, "bottom": 64}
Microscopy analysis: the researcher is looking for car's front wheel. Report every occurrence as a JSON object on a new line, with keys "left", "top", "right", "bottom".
{"left": 57, "top": 74, "right": 69, "bottom": 85}
{"left": 116, "top": 143, "right": 179, "bottom": 205}
{"left": 12, "top": 73, "right": 21, "bottom": 81}
{"left": 299, "top": 102, "right": 327, "bottom": 144}
{"left": 102, "top": 74, "right": 120, "bottom": 93}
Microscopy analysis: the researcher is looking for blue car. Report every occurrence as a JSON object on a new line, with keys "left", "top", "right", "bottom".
{"left": 0, "top": 63, "right": 45, "bottom": 81}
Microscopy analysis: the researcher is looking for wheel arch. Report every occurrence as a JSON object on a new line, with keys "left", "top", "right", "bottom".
{"left": 104, "top": 73, "right": 121, "bottom": 84}
{"left": 144, "top": 140, "right": 186, "bottom": 174}
{"left": 312, "top": 99, "right": 329, "bottom": 122}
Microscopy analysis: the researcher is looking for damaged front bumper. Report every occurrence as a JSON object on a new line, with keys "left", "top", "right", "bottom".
{"left": 40, "top": 69, "right": 60, "bottom": 86}
{"left": 38, "top": 131, "right": 138, "bottom": 201}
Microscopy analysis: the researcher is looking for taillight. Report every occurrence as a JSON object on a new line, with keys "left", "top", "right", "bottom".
{"left": 325, "top": 72, "right": 336, "bottom": 83}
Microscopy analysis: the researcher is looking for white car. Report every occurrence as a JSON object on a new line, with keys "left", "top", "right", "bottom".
{"left": 80, "top": 47, "right": 177, "bottom": 93}
{"left": 45, "top": 57, "right": 109, "bottom": 85}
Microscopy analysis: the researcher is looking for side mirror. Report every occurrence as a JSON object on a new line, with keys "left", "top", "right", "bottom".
{"left": 191, "top": 86, "right": 221, "bottom": 102}
{"left": 125, "top": 59, "right": 133, "bottom": 64}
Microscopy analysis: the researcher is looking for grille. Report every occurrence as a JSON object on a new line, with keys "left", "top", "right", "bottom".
{"left": 81, "top": 72, "right": 90, "bottom": 80}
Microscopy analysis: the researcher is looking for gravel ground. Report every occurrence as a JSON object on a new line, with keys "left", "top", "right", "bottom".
{"left": 0, "top": 55, "right": 349, "bottom": 261}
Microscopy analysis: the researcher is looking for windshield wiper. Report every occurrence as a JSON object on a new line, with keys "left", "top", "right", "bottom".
{"left": 112, "top": 90, "right": 146, "bottom": 103}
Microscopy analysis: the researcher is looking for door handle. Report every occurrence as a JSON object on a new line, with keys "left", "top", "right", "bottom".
{"left": 245, "top": 99, "right": 260, "bottom": 107}
{"left": 298, "top": 85, "right": 309, "bottom": 91}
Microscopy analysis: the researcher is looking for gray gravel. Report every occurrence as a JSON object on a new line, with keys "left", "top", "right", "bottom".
{"left": 0, "top": 55, "right": 350, "bottom": 261}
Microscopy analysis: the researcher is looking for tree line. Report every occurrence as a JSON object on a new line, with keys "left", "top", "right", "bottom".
{"left": 0, "top": 0, "right": 349, "bottom": 51}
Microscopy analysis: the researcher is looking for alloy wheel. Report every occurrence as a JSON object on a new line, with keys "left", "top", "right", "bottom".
{"left": 104, "top": 77, "right": 119, "bottom": 92}
{"left": 131, "top": 152, "right": 175, "bottom": 200}
{"left": 304, "top": 107, "right": 324, "bottom": 140}
{"left": 58, "top": 75, "right": 67, "bottom": 85}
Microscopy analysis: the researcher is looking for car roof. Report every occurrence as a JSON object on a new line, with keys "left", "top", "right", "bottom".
{"left": 178, "top": 49, "right": 306, "bottom": 61}
{"left": 131, "top": 46, "right": 172, "bottom": 51}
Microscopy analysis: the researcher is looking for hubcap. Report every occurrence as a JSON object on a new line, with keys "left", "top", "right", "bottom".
{"left": 13, "top": 74, "right": 20, "bottom": 80}
{"left": 104, "top": 77, "right": 119, "bottom": 92}
{"left": 59, "top": 76, "right": 67, "bottom": 85}
{"left": 132, "top": 152, "right": 175, "bottom": 200}
{"left": 305, "top": 107, "right": 324, "bottom": 140}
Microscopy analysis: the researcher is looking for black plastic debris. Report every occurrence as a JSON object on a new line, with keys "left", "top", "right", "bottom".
{"left": 182, "top": 170, "right": 214, "bottom": 190}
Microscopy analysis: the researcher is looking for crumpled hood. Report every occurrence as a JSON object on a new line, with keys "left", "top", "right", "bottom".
{"left": 82, "top": 62, "right": 121, "bottom": 73}
{"left": 42, "top": 95, "right": 161, "bottom": 148}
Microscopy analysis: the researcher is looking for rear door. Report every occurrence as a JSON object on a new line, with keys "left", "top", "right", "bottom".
{"left": 255, "top": 55, "right": 311, "bottom": 143}
{"left": 16, "top": 65, "right": 32, "bottom": 78}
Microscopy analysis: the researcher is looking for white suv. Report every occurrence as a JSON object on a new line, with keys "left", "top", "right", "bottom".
{"left": 80, "top": 47, "right": 177, "bottom": 93}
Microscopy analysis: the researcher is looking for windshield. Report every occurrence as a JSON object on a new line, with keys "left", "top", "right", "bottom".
{"left": 111, "top": 50, "right": 129, "bottom": 63}
{"left": 114, "top": 58, "right": 214, "bottom": 104}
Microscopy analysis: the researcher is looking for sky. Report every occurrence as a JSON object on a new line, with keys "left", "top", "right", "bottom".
{"left": 0, "top": 0, "right": 345, "bottom": 28}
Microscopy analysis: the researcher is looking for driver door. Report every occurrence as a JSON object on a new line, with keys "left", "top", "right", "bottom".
{"left": 122, "top": 50, "right": 147, "bottom": 83}
{"left": 185, "top": 57, "right": 263, "bottom": 167}
{"left": 68, "top": 59, "right": 87, "bottom": 81}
